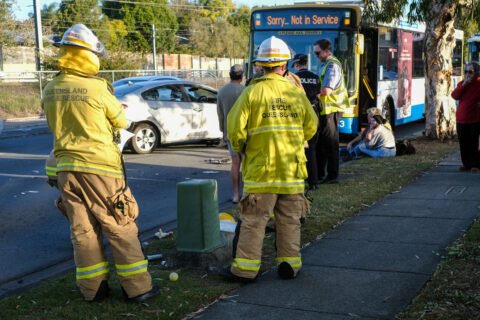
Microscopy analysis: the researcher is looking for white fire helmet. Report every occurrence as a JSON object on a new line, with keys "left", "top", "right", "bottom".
{"left": 54, "top": 24, "right": 105, "bottom": 56}
{"left": 255, "top": 36, "right": 291, "bottom": 67}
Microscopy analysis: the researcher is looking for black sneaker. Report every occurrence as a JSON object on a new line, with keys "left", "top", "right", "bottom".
{"left": 124, "top": 285, "right": 161, "bottom": 303}
{"left": 90, "top": 280, "right": 110, "bottom": 302}
{"left": 319, "top": 177, "right": 338, "bottom": 184}
{"left": 218, "top": 267, "right": 256, "bottom": 283}
{"left": 277, "top": 262, "right": 296, "bottom": 280}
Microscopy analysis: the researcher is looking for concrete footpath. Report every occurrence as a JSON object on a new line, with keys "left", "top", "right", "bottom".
{"left": 195, "top": 152, "right": 480, "bottom": 319}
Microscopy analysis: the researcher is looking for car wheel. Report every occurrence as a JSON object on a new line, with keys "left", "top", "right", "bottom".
{"left": 131, "top": 123, "right": 158, "bottom": 154}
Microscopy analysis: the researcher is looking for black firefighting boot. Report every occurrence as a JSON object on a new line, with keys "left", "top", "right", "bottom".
{"left": 90, "top": 280, "right": 110, "bottom": 302}
{"left": 218, "top": 267, "right": 257, "bottom": 284}
{"left": 122, "top": 285, "right": 161, "bottom": 303}
{"left": 277, "top": 262, "right": 296, "bottom": 280}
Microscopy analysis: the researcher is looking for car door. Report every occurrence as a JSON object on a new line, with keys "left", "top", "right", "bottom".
{"left": 141, "top": 84, "right": 193, "bottom": 143}
{"left": 183, "top": 84, "right": 222, "bottom": 139}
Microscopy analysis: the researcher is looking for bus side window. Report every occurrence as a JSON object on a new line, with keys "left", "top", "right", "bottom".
{"left": 378, "top": 28, "right": 398, "bottom": 80}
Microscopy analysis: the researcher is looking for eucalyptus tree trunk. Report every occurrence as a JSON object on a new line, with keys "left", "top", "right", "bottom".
{"left": 423, "top": 0, "right": 458, "bottom": 140}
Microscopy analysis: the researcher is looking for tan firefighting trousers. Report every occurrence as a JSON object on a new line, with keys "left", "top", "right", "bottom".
{"left": 57, "top": 172, "right": 153, "bottom": 301}
{"left": 231, "top": 193, "right": 309, "bottom": 279}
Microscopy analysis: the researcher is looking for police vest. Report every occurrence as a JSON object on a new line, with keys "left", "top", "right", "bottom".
{"left": 319, "top": 57, "right": 350, "bottom": 115}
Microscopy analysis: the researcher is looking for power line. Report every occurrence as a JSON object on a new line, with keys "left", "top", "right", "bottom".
{"left": 41, "top": 1, "right": 241, "bottom": 12}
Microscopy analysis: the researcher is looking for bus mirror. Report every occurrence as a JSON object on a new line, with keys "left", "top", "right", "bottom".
{"left": 356, "top": 34, "right": 364, "bottom": 54}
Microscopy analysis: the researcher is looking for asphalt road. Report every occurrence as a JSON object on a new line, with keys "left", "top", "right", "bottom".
{"left": 0, "top": 133, "right": 233, "bottom": 289}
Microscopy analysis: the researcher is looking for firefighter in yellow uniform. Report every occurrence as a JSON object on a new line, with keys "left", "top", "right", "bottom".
{"left": 42, "top": 24, "right": 159, "bottom": 303}
{"left": 223, "top": 36, "right": 318, "bottom": 281}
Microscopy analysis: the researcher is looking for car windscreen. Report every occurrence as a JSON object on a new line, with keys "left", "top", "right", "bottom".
{"left": 114, "top": 84, "right": 143, "bottom": 98}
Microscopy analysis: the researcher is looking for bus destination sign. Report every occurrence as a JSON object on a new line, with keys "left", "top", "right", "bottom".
{"left": 253, "top": 8, "right": 355, "bottom": 30}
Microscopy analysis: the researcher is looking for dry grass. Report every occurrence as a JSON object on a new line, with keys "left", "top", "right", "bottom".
{"left": 0, "top": 84, "right": 42, "bottom": 118}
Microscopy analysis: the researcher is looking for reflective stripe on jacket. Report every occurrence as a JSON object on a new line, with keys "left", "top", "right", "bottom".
{"left": 319, "top": 57, "right": 350, "bottom": 115}
{"left": 227, "top": 73, "right": 318, "bottom": 194}
{"left": 42, "top": 71, "right": 127, "bottom": 179}
{"left": 45, "top": 149, "right": 57, "bottom": 178}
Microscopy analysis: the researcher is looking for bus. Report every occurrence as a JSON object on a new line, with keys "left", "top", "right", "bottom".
{"left": 248, "top": 3, "right": 464, "bottom": 134}
{"left": 467, "top": 34, "right": 480, "bottom": 63}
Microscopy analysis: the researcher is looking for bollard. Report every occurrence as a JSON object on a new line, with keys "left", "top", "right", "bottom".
{"left": 176, "top": 179, "right": 224, "bottom": 253}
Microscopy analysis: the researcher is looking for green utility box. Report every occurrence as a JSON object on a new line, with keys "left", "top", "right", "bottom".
{"left": 176, "top": 179, "right": 223, "bottom": 253}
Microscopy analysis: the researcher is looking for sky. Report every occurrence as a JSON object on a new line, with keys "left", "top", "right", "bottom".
{"left": 13, "top": 0, "right": 301, "bottom": 21}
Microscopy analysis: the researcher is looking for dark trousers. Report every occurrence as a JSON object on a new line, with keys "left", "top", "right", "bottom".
{"left": 305, "top": 131, "right": 319, "bottom": 186}
{"left": 457, "top": 122, "right": 480, "bottom": 169}
{"left": 316, "top": 112, "right": 340, "bottom": 180}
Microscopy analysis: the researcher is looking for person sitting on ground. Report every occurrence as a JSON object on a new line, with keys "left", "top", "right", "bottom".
{"left": 343, "top": 108, "right": 396, "bottom": 160}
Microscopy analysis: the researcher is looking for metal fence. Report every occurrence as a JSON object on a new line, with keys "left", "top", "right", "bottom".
{"left": 0, "top": 69, "right": 232, "bottom": 118}
{"left": 0, "top": 69, "right": 232, "bottom": 92}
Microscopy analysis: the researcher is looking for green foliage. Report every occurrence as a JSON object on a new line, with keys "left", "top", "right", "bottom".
{"left": 40, "top": 2, "right": 58, "bottom": 24}
{"left": 0, "top": 0, "right": 16, "bottom": 46}
{"left": 362, "top": 0, "right": 424, "bottom": 24}
{"left": 170, "top": 0, "right": 199, "bottom": 53}
{"left": 189, "top": 17, "right": 248, "bottom": 57}
{"left": 228, "top": 5, "right": 250, "bottom": 38}
{"left": 102, "top": 0, "right": 178, "bottom": 53}
{"left": 198, "top": 0, "right": 236, "bottom": 23}
{"left": 54, "top": 0, "right": 108, "bottom": 38}
{"left": 0, "top": 0, "right": 13, "bottom": 20}
{"left": 187, "top": 1, "right": 250, "bottom": 58}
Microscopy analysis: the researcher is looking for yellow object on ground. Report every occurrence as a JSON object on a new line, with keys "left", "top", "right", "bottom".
{"left": 219, "top": 212, "right": 236, "bottom": 223}
{"left": 169, "top": 272, "right": 179, "bottom": 282}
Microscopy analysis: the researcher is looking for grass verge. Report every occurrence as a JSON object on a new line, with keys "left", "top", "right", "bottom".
{"left": 397, "top": 219, "right": 480, "bottom": 319}
{"left": 0, "top": 137, "right": 462, "bottom": 320}
{"left": 0, "top": 84, "right": 42, "bottom": 118}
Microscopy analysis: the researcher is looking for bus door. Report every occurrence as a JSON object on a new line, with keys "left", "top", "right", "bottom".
{"left": 359, "top": 28, "right": 378, "bottom": 128}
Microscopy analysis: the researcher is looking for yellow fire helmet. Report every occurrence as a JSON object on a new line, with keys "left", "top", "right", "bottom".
{"left": 54, "top": 24, "right": 105, "bottom": 56}
{"left": 255, "top": 36, "right": 291, "bottom": 68}
{"left": 219, "top": 212, "right": 236, "bottom": 223}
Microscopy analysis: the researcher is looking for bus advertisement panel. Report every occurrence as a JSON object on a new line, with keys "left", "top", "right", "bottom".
{"left": 397, "top": 30, "right": 413, "bottom": 119}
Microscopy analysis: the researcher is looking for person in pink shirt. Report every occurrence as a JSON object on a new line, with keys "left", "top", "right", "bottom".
{"left": 451, "top": 62, "right": 480, "bottom": 172}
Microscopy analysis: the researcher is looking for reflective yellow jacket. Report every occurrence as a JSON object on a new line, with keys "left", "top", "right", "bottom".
{"left": 319, "top": 57, "right": 350, "bottom": 115}
{"left": 42, "top": 71, "right": 127, "bottom": 179}
{"left": 227, "top": 73, "right": 318, "bottom": 194}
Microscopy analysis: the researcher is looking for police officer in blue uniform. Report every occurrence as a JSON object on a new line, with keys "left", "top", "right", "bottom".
{"left": 292, "top": 53, "right": 321, "bottom": 189}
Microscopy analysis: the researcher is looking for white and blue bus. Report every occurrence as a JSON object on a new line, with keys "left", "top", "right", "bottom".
{"left": 248, "top": 3, "right": 463, "bottom": 133}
